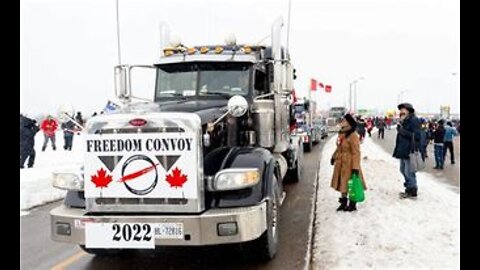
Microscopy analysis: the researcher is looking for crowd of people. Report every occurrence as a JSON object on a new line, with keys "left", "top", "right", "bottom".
{"left": 354, "top": 115, "right": 392, "bottom": 142}
{"left": 20, "top": 111, "right": 85, "bottom": 169}
{"left": 330, "top": 103, "right": 460, "bottom": 210}
{"left": 424, "top": 118, "right": 458, "bottom": 169}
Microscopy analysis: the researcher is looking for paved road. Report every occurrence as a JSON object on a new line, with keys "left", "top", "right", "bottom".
{"left": 20, "top": 141, "right": 325, "bottom": 270}
{"left": 371, "top": 128, "right": 459, "bottom": 192}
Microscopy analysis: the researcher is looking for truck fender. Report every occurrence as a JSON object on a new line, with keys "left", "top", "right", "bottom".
{"left": 204, "top": 147, "right": 280, "bottom": 208}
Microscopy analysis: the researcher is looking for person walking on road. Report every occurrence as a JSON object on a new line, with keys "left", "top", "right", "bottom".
{"left": 330, "top": 113, "right": 367, "bottom": 212}
{"left": 366, "top": 118, "right": 374, "bottom": 137}
{"left": 385, "top": 117, "right": 392, "bottom": 130}
{"left": 20, "top": 115, "right": 40, "bottom": 168}
{"left": 420, "top": 118, "right": 429, "bottom": 158}
{"left": 377, "top": 118, "right": 386, "bottom": 139}
{"left": 432, "top": 120, "right": 446, "bottom": 169}
{"left": 393, "top": 103, "right": 423, "bottom": 199}
{"left": 41, "top": 115, "right": 58, "bottom": 151}
{"left": 443, "top": 121, "right": 458, "bottom": 164}
{"left": 357, "top": 117, "right": 366, "bottom": 142}
{"left": 61, "top": 120, "right": 76, "bottom": 151}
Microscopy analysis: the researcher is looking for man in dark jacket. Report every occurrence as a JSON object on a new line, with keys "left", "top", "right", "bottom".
{"left": 356, "top": 117, "right": 366, "bottom": 142}
{"left": 20, "top": 115, "right": 40, "bottom": 168}
{"left": 61, "top": 120, "right": 76, "bottom": 151}
{"left": 393, "top": 103, "right": 423, "bottom": 199}
{"left": 377, "top": 118, "right": 386, "bottom": 139}
{"left": 432, "top": 120, "right": 446, "bottom": 169}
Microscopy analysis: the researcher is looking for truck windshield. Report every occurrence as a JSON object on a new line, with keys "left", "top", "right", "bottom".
{"left": 155, "top": 62, "right": 251, "bottom": 100}
{"left": 294, "top": 104, "right": 305, "bottom": 113}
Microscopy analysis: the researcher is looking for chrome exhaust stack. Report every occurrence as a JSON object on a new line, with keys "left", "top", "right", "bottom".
{"left": 271, "top": 17, "right": 288, "bottom": 153}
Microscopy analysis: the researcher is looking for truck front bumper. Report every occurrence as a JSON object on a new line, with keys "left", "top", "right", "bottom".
{"left": 50, "top": 202, "right": 267, "bottom": 246}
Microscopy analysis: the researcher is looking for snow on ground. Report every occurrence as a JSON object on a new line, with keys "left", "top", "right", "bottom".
{"left": 20, "top": 131, "right": 83, "bottom": 212}
{"left": 312, "top": 135, "right": 460, "bottom": 269}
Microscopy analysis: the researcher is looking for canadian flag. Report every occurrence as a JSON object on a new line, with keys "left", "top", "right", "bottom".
{"left": 310, "top": 79, "right": 317, "bottom": 91}
{"left": 325, "top": 85, "right": 332, "bottom": 93}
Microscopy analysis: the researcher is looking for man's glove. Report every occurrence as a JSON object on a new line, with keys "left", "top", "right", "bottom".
{"left": 352, "top": 169, "right": 359, "bottom": 175}
{"left": 330, "top": 158, "right": 335, "bottom": 165}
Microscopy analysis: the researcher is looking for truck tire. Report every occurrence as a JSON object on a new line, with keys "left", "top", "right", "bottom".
{"left": 286, "top": 143, "right": 303, "bottom": 183}
{"left": 313, "top": 132, "right": 319, "bottom": 145}
{"left": 79, "top": 245, "right": 123, "bottom": 256}
{"left": 246, "top": 177, "right": 280, "bottom": 261}
{"left": 304, "top": 137, "right": 312, "bottom": 152}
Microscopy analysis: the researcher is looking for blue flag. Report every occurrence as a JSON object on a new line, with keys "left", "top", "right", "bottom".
{"left": 103, "top": 100, "right": 119, "bottom": 114}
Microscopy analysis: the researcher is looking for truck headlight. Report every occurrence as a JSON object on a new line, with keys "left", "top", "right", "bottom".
{"left": 52, "top": 172, "right": 84, "bottom": 191}
{"left": 210, "top": 168, "right": 260, "bottom": 191}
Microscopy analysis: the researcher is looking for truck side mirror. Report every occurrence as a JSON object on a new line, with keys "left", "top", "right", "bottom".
{"left": 228, "top": 95, "right": 248, "bottom": 117}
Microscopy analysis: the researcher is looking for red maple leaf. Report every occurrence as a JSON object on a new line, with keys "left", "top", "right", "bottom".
{"left": 91, "top": 168, "right": 113, "bottom": 188}
{"left": 165, "top": 167, "right": 188, "bottom": 188}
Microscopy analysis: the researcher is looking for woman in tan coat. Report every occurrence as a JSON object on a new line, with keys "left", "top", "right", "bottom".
{"left": 330, "top": 114, "right": 367, "bottom": 211}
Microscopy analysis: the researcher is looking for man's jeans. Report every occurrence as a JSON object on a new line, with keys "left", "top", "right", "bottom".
{"left": 443, "top": 141, "right": 455, "bottom": 163}
{"left": 64, "top": 134, "right": 73, "bottom": 150}
{"left": 400, "top": 158, "right": 417, "bottom": 189}
{"left": 434, "top": 144, "right": 444, "bottom": 168}
{"left": 43, "top": 134, "right": 56, "bottom": 150}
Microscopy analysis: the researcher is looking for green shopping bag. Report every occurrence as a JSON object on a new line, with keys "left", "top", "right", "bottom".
{"left": 348, "top": 173, "right": 365, "bottom": 202}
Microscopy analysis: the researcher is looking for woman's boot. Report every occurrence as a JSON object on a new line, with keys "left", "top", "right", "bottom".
{"left": 345, "top": 200, "right": 357, "bottom": 211}
{"left": 336, "top": 197, "right": 348, "bottom": 211}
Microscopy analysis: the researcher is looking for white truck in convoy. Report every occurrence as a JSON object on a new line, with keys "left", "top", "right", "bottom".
{"left": 326, "top": 106, "right": 347, "bottom": 132}
{"left": 50, "top": 17, "right": 304, "bottom": 261}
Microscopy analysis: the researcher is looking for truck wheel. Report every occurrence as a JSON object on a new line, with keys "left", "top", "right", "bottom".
{"left": 247, "top": 178, "right": 279, "bottom": 261}
{"left": 313, "top": 133, "right": 319, "bottom": 145}
{"left": 304, "top": 138, "right": 312, "bottom": 152}
{"left": 79, "top": 245, "right": 123, "bottom": 256}
{"left": 286, "top": 143, "right": 303, "bottom": 183}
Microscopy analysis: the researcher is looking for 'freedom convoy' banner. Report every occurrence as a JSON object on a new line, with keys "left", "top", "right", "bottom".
{"left": 84, "top": 133, "right": 198, "bottom": 199}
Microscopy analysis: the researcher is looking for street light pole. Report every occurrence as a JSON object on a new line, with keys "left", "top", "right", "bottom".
{"left": 397, "top": 89, "right": 408, "bottom": 105}
{"left": 452, "top": 72, "right": 458, "bottom": 116}
{"left": 352, "top": 77, "right": 364, "bottom": 113}
{"left": 349, "top": 82, "right": 353, "bottom": 112}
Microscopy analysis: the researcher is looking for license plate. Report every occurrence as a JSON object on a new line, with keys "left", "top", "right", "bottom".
{"left": 85, "top": 223, "right": 155, "bottom": 249}
{"left": 154, "top": 223, "right": 184, "bottom": 239}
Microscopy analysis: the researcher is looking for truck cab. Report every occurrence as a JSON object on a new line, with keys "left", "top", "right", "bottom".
{"left": 292, "top": 99, "right": 319, "bottom": 152}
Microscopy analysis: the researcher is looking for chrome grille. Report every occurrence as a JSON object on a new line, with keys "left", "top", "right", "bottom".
{"left": 95, "top": 198, "right": 188, "bottom": 205}
{"left": 85, "top": 112, "right": 204, "bottom": 213}
{"left": 98, "top": 127, "right": 185, "bottom": 134}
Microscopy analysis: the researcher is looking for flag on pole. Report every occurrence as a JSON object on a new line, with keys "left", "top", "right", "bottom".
{"left": 310, "top": 79, "right": 317, "bottom": 91}
{"left": 318, "top": 82, "right": 324, "bottom": 89}
{"left": 325, "top": 85, "right": 332, "bottom": 93}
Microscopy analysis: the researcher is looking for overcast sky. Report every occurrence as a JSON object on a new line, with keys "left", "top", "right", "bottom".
{"left": 20, "top": 0, "right": 459, "bottom": 117}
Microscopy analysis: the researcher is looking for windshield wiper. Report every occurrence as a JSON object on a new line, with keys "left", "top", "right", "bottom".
{"left": 158, "top": 92, "right": 184, "bottom": 97}
{"left": 202, "top": 92, "right": 232, "bottom": 98}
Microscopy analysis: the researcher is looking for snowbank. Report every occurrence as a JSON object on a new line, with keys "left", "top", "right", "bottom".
{"left": 20, "top": 131, "right": 83, "bottom": 212}
{"left": 312, "top": 135, "right": 460, "bottom": 269}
